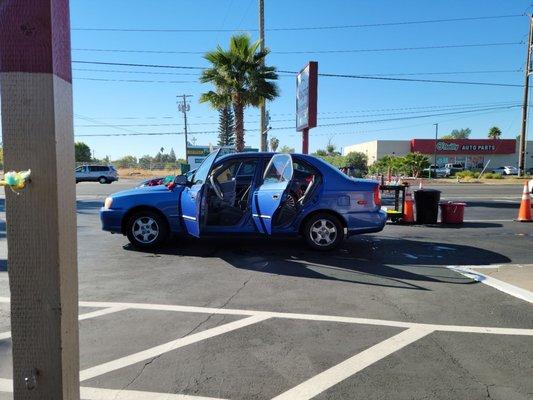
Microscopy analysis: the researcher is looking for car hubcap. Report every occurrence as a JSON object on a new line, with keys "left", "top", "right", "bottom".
{"left": 132, "top": 216, "right": 159, "bottom": 244}
{"left": 310, "top": 219, "right": 337, "bottom": 246}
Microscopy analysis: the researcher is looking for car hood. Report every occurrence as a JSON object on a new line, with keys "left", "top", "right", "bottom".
{"left": 110, "top": 184, "right": 184, "bottom": 199}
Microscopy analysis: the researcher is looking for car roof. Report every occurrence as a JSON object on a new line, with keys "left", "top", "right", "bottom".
{"left": 215, "top": 151, "right": 315, "bottom": 163}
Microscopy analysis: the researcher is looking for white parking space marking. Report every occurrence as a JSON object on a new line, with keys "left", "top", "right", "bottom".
{"left": 0, "top": 307, "right": 127, "bottom": 341}
{"left": 0, "top": 378, "right": 226, "bottom": 400}
{"left": 80, "top": 314, "right": 271, "bottom": 382}
{"left": 447, "top": 265, "right": 533, "bottom": 304}
{"left": 272, "top": 327, "right": 433, "bottom": 400}
{"left": 78, "top": 306, "right": 128, "bottom": 321}
{"left": 77, "top": 300, "right": 533, "bottom": 335}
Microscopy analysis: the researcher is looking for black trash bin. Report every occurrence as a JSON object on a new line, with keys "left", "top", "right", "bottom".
{"left": 414, "top": 189, "right": 441, "bottom": 224}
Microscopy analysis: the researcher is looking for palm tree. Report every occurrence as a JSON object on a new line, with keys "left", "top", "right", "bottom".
{"left": 200, "top": 34, "right": 279, "bottom": 152}
{"left": 488, "top": 126, "right": 502, "bottom": 139}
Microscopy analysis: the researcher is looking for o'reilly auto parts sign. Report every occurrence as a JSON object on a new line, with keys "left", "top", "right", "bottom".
{"left": 411, "top": 139, "right": 516, "bottom": 155}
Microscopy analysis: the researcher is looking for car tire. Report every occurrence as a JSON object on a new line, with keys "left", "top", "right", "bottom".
{"left": 303, "top": 213, "right": 344, "bottom": 251}
{"left": 98, "top": 176, "right": 108, "bottom": 184}
{"left": 126, "top": 210, "right": 169, "bottom": 249}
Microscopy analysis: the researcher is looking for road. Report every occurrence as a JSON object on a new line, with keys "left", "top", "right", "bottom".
{"left": 0, "top": 182, "right": 532, "bottom": 400}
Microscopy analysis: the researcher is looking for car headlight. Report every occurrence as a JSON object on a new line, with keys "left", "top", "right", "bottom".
{"left": 104, "top": 197, "right": 113, "bottom": 209}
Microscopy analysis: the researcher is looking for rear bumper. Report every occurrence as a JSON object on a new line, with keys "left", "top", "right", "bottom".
{"left": 346, "top": 210, "right": 387, "bottom": 236}
{"left": 100, "top": 207, "right": 124, "bottom": 233}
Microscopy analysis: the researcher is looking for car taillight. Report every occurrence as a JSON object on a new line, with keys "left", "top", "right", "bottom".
{"left": 373, "top": 185, "right": 381, "bottom": 207}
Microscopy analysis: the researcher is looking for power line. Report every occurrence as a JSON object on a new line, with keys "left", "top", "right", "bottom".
{"left": 74, "top": 103, "right": 522, "bottom": 127}
{"left": 72, "top": 60, "right": 522, "bottom": 87}
{"left": 71, "top": 14, "right": 524, "bottom": 33}
{"left": 73, "top": 100, "right": 522, "bottom": 121}
{"left": 72, "top": 67, "right": 522, "bottom": 77}
{"left": 74, "top": 77, "right": 196, "bottom": 83}
{"left": 74, "top": 105, "right": 520, "bottom": 137}
{"left": 72, "top": 41, "right": 522, "bottom": 55}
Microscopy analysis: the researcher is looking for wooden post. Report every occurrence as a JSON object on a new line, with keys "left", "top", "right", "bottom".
{"left": 0, "top": 1, "right": 80, "bottom": 399}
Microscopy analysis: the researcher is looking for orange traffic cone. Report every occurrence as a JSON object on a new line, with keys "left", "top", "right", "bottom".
{"left": 516, "top": 181, "right": 532, "bottom": 222}
{"left": 403, "top": 186, "right": 415, "bottom": 223}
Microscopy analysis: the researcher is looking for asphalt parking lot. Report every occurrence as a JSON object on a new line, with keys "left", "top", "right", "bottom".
{"left": 0, "top": 181, "right": 532, "bottom": 399}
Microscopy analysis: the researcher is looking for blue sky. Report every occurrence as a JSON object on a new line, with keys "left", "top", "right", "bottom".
{"left": 32, "top": 1, "right": 533, "bottom": 158}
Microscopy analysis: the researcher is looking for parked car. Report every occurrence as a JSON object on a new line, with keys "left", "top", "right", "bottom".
{"left": 100, "top": 151, "right": 387, "bottom": 251}
{"left": 75, "top": 165, "right": 118, "bottom": 184}
{"left": 422, "top": 165, "right": 447, "bottom": 178}
{"left": 443, "top": 163, "right": 464, "bottom": 176}
{"left": 491, "top": 166, "right": 518, "bottom": 175}
{"left": 525, "top": 167, "right": 533, "bottom": 175}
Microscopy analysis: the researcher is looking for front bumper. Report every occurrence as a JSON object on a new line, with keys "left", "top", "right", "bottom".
{"left": 100, "top": 207, "right": 124, "bottom": 233}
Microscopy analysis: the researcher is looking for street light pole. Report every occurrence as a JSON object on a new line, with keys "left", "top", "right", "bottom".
{"left": 519, "top": 15, "right": 533, "bottom": 177}
{"left": 259, "top": 0, "right": 267, "bottom": 151}
{"left": 178, "top": 94, "right": 192, "bottom": 164}
{"left": 433, "top": 123, "right": 439, "bottom": 180}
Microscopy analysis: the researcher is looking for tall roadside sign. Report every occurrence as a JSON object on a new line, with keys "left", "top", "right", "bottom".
{"left": 296, "top": 62, "right": 318, "bottom": 154}
{"left": 0, "top": 0, "right": 80, "bottom": 398}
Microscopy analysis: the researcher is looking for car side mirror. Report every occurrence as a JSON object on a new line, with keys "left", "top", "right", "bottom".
{"left": 174, "top": 175, "right": 187, "bottom": 185}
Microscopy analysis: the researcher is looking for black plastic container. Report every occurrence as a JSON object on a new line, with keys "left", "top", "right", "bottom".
{"left": 414, "top": 189, "right": 441, "bottom": 224}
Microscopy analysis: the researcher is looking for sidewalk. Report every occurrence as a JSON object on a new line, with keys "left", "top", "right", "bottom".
{"left": 471, "top": 264, "right": 533, "bottom": 293}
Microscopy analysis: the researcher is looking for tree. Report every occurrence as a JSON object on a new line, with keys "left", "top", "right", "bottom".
{"left": 217, "top": 106, "right": 235, "bottom": 146}
{"left": 344, "top": 152, "right": 368, "bottom": 171}
{"left": 74, "top": 142, "right": 92, "bottom": 162}
{"left": 115, "top": 155, "right": 137, "bottom": 168}
{"left": 442, "top": 128, "right": 471, "bottom": 139}
{"left": 200, "top": 34, "right": 279, "bottom": 152}
{"left": 488, "top": 126, "right": 502, "bottom": 139}
{"left": 168, "top": 148, "right": 177, "bottom": 162}
{"left": 279, "top": 145, "right": 295, "bottom": 154}
{"left": 313, "top": 149, "right": 327, "bottom": 156}
{"left": 269, "top": 136, "right": 279, "bottom": 152}
{"left": 325, "top": 143, "right": 341, "bottom": 156}
{"left": 403, "top": 152, "right": 429, "bottom": 177}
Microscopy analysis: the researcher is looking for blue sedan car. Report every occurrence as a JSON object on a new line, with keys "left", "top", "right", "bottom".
{"left": 100, "top": 151, "right": 386, "bottom": 251}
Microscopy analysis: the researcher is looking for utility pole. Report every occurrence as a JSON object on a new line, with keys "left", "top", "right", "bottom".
{"left": 433, "top": 123, "right": 439, "bottom": 179}
{"left": 519, "top": 15, "right": 533, "bottom": 177}
{"left": 259, "top": 0, "right": 267, "bottom": 151}
{"left": 1, "top": 1, "right": 80, "bottom": 399}
{"left": 178, "top": 95, "right": 192, "bottom": 164}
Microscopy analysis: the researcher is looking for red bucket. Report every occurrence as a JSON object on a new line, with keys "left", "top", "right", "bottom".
{"left": 440, "top": 202, "right": 466, "bottom": 224}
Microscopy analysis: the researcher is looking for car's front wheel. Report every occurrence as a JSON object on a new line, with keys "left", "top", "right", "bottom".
{"left": 126, "top": 210, "right": 169, "bottom": 249}
{"left": 303, "top": 213, "right": 344, "bottom": 251}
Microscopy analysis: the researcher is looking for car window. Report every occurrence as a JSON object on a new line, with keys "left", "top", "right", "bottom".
{"left": 263, "top": 154, "right": 293, "bottom": 184}
{"left": 236, "top": 160, "right": 258, "bottom": 178}
{"left": 191, "top": 151, "right": 218, "bottom": 185}
{"left": 75, "top": 166, "right": 83, "bottom": 172}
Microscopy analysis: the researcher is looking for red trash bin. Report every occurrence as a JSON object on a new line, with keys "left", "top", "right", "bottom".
{"left": 440, "top": 201, "right": 466, "bottom": 224}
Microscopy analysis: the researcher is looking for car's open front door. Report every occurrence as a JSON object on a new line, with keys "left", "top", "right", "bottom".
{"left": 252, "top": 154, "right": 294, "bottom": 234}
{"left": 180, "top": 149, "right": 220, "bottom": 237}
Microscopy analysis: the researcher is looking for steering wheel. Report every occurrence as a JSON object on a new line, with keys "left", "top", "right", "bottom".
{"left": 209, "top": 175, "right": 224, "bottom": 200}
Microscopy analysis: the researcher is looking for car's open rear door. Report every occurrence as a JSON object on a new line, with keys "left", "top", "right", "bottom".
{"left": 252, "top": 154, "right": 294, "bottom": 234}
{"left": 180, "top": 149, "right": 220, "bottom": 237}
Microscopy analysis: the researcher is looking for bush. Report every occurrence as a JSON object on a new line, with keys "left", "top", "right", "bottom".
{"left": 482, "top": 172, "right": 503, "bottom": 179}
{"left": 456, "top": 170, "right": 478, "bottom": 179}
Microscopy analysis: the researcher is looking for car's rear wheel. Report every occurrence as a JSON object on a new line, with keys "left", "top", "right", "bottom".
{"left": 126, "top": 210, "right": 169, "bottom": 249}
{"left": 303, "top": 213, "right": 344, "bottom": 251}
{"left": 98, "top": 176, "right": 108, "bottom": 184}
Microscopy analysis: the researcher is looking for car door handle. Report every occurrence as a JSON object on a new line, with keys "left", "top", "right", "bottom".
{"left": 272, "top": 194, "right": 280, "bottom": 200}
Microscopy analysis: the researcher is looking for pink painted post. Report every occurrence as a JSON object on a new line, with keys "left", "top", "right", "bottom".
{"left": 0, "top": 1, "right": 79, "bottom": 399}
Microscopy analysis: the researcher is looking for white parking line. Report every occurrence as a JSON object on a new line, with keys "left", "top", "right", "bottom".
{"left": 447, "top": 266, "right": 533, "bottom": 304}
{"left": 272, "top": 327, "right": 433, "bottom": 400}
{"left": 0, "top": 378, "right": 226, "bottom": 400}
{"left": 80, "top": 314, "right": 270, "bottom": 382}
{"left": 0, "top": 306, "right": 127, "bottom": 342}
